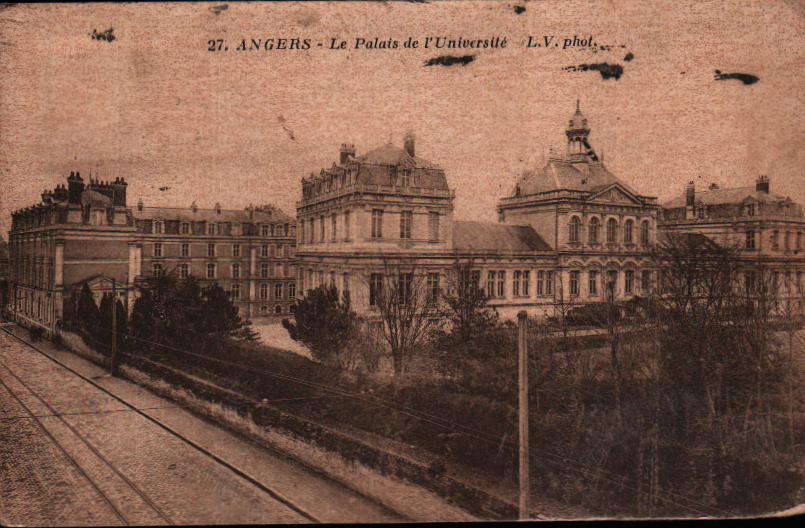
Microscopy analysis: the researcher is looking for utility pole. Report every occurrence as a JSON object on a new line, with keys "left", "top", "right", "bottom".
{"left": 110, "top": 278, "right": 118, "bottom": 377}
{"left": 517, "top": 310, "right": 530, "bottom": 519}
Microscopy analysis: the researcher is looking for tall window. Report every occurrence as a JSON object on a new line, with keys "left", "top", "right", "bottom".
{"left": 589, "top": 217, "right": 599, "bottom": 243}
{"left": 369, "top": 273, "right": 383, "bottom": 306}
{"left": 400, "top": 211, "right": 413, "bottom": 239}
{"left": 772, "top": 230, "right": 779, "bottom": 250}
{"left": 399, "top": 169, "right": 411, "bottom": 187}
{"left": 746, "top": 204, "right": 755, "bottom": 216}
{"left": 260, "top": 283, "right": 269, "bottom": 300}
{"left": 398, "top": 273, "right": 413, "bottom": 305}
{"left": 522, "top": 271, "right": 530, "bottom": 297}
{"left": 153, "top": 220, "right": 164, "bottom": 234}
{"left": 342, "top": 273, "right": 350, "bottom": 297}
{"left": 624, "top": 220, "right": 634, "bottom": 244}
{"left": 569, "top": 271, "right": 580, "bottom": 296}
{"left": 607, "top": 218, "right": 618, "bottom": 243}
{"left": 625, "top": 270, "right": 634, "bottom": 294}
{"left": 569, "top": 216, "right": 581, "bottom": 243}
{"left": 181, "top": 243, "right": 189, "bottom": 257}
{"left": 371, "top": 209, "right": 383, "bottom": 238}
{"left": 153, "top": 243, "right": 162, "bottom": 257}
{"left": 331, "top": 214, "right": 337, "bottom": 242}
{"left": 179, "top": 263, "right": 188, "bottom": 279}
{"left": 537, "top": 271, "right": 544, "bottom": 296}
{"left": 207, "top": 243, "right": 215, "bottom": 257}
{"left": 232, "top": 244, "right": 240, "bottom": 257}
{"left": 513, "top": 271, "right": 521, "bottom": 297}
{"left": 284, "top": 223, "right": 289, "bottom": 236}
{"left": 745, "top": 230, "right": 756, "bottom": 250}
{"left": 288, "top": 282, "right": 296, "bottom": 299}
{"left": 232, "top": 263, "right": 240, "bottom": 279}
{"left": 427, "top": 273, "right": 440, "bottom": 303}
{"left": 640, "top": 220, "right": 650, "bottom": 246}
{"left": 180, "top": 222, "right": 190, "bottom": 235}
{"left": 308, "top": 218, "right": 314, "bottom": 243}
{"left": 207, "top": 222, "right": 216, "bottom": 236}
{"left": 428, "top": 212, "right": 440, "bottom": 242}
{"left": 261, "top": 224, "right": 270, "bottom": 237}
{"left": 231, "top": 283, "right": 240, "bottom": 300}
{"left": 300, "top": 221, "right": 305, "bottom": 244}
{"left": 261, "top": 263, "right": 269, "bottom": 278}
{"left": 206, "top": 263, "right": 216, "bottom": 279}
{"left": 344, "top": 210, "right": 351, "bottom": 241}
{"left": 589, "top": 270, "right": 598, "bottom": 296}
{"left": 546, "top": 271, "right": 554, "bottom": 295}
{"left": 497, "top": 271, "right": 505, "bottom": 298}
{"left": 319, "top": 216, "right": 325, "bottom": 242}
{"left": 641, "top": 270, "right": 652, "bottom": 292}
{"left": 261, "top": 244, "right": 269, "bottom": 257}
{"left": 784, "top": 231, "right": 791, "bottom": 250}
{"left": 274, "top": 283, "right": 283, "bottom": 300}
{"left": 487, "top": 271, "right": 496, "bottom": 298}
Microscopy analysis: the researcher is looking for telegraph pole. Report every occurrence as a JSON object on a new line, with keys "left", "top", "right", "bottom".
{"left": 517, "top": 310, "right": 530, "bottom": 519}
{"left": 110, "top": 278, "right": 118, "bottom": 377}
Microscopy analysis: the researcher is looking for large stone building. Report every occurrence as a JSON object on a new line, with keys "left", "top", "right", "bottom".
{"left": 7, "top": 173, "right": 136, "bottom": 334}
{"left": 133, "top": 200, "right": 297, "bottom": 317}
{"left": 7, "top": 171, "right": 295, "bottom": 335}
{"left": 497, "top": 101, "right": 660, "bottom": 304}
{"left": 295, "top": 103, "right": 659, "bottom": 319}
{"left": 659, "top": 177, "right": 805, "bottom": 300}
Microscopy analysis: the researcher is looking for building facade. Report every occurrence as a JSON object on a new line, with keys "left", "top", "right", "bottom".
{"left": 133, "top": 201, "right": 297, "bottom": 317}
{"left": 497, "top": 102, "right": 660, "bottom": 305}
{"left": 7, "top": 173, "right": 136, "bottom": 334}
{"left": 295, "top": 108, "right": 666, "bottom": 320}
{"left": 659, "top": 177, "right": 805, "bottom": 302}
{"left": 7, "top": 172, "right": 296, "bottom": 335}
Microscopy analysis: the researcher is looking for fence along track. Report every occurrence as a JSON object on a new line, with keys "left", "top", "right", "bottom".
{"left": 0, "top": 326, "right": 322, "bottom": 524}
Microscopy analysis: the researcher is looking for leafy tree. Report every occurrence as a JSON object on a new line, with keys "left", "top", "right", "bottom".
{"left": 283, "top": 284, "right": 357, "bottom": 367}
{"left": 76, "top": 283, "right": 100, "bottom": 336}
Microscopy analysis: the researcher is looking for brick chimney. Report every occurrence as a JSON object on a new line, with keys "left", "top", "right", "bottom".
{"left": 67, "top": 171, "right": 85, "bottom": 204}
{"left": 685, "top": 181, "right": 696, "bottom": 219}
{"left": 339, "top": 143, "right": 355, "bottom": 165}
{"left": 404, "top": 132, "right": 415, "bottom": 158}
{"left": 756, "top": 175, "right": 769, "bottom": 194}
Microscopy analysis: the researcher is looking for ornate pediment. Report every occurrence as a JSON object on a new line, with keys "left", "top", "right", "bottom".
{"left": 589, "top": 184, "right": 642, "bottom": 205}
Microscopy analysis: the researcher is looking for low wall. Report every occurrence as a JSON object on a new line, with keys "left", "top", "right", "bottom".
{"left": 57, "top": 330, "right": 520, "bottom": 520}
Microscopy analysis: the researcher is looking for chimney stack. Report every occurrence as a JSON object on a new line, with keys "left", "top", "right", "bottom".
{"left": 339, "top": 143, "right": 356, "bottom": 165}
{"left": 137, "top": 198, "right": 144, "bottom": 211}
{"left": 404, "top": 132, "right": 415, "bottom": 158}
{"left": 685, "top": 181, "right": 696, "bottom": 219}
{"left": 756, "top": 175, "right": 769, "bottom": 194}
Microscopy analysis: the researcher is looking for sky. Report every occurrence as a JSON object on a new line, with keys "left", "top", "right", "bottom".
{"left": 1, "top": 1, "right": 803, "bottom": 236}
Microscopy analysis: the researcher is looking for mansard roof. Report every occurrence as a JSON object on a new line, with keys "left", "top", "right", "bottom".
{"left": 453, "top": 221, "right": 552, "bottom": 252}
{"left": 515, "top": 158, "right": 628, "bottom": 196}
{"left": 80, "top": 189, "right": 113, "bottom": 207}
{"left": 662, "top": 186, "right": 792, "bottom": 209}
{"left": 132, "top": 205, "right": 293, "bottom": 224}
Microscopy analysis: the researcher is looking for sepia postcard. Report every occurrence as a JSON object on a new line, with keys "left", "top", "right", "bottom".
{"left": 0, "top": 0, "right": 803, "bottom": 524}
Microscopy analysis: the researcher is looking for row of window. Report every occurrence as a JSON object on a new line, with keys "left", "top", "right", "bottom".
{"left": 152, "top": 242, "right": 293, "bottom": 258}
{"left": 568, "top": 216, "right": 651, "bottom": 246}
{"left": 151, "top": 220, "right": 292, "bottom": 237}
{"left": 153, "top": 262, "right": 292, "bottom": 279}
{"left": 232, "top": 282, "right": 296, "bottom": 301}
{"left": 301, "top": 209, "right": 441, "bottom": 243}
{"left": 768, "top": 230, "right": 803, "bottom": 251}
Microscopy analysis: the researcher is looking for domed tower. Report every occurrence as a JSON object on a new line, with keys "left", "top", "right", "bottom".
{"left": 565, "top": 100, "right": 591, "bottom": 160}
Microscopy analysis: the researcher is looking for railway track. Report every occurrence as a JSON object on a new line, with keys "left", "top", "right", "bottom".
{"left": 0, "top": 325, "right": 322, "bottom": 524}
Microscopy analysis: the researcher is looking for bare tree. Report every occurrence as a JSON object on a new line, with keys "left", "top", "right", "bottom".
{"left": 367, "top": 259, "right": 444, "bottom": 377}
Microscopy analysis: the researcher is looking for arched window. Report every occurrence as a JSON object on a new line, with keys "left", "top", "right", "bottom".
{"left": 607, "top": 218, "right": 618, "bottom": 243}
{"left": 624, "top": 219, "right": 634, "bottom": 244}
{"left": 569, "top": 216, "right": 581, "bottom": 243}
{"left": 588, "top": 217, "right": 599, "bottom": 244}
{"left": 641, "top": 220, "right": 650, "bottom": 246}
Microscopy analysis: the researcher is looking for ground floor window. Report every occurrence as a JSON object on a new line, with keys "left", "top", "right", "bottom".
{"left": 369, "top": 273, "right": 383, "bottom": 306}
{"left": 589, "top": 270, "right": 598, "bottom": 296}
{"left": 641, "top": 270, "right": 651, "bottom": 292}
{"left": 569, "top": 270, "right": 580, "bottom": 296}
{"left": 260, "top": 305, "right": 268, "bottom": 316}
{"left": 625, "top": 270, "right": 634, "bottom": 294}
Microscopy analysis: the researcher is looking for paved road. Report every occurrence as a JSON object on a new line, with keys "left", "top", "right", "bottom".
{"left": 0, "top": 327, "right": 404, "bottom": 525}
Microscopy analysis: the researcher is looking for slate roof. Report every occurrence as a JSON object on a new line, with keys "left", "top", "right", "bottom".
{"left": 132, "top": 205, "right": 293, "bottom": 223}
{"left": 662, "top": 186, "right": 791, "bottom": 208}
{"left": 514, "top": 158, "right": 636, "bottom": 196}
{"left": 354, "top": 144, "right": 449, "bottom": 191}
{"left": 453, "top": 221, "right": 552, "bottom": 252}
